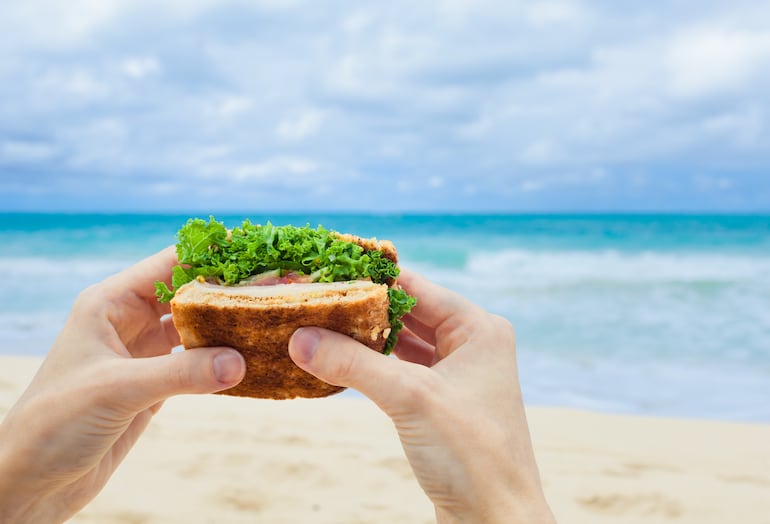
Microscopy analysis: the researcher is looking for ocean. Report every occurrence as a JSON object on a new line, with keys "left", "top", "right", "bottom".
{"left": 3, "top": 213, "right": 769, "bottom": 422}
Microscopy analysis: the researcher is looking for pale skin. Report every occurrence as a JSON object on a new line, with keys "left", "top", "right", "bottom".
{"left": 0, "top": 249, "right": 554, "bottom": 523}
{"left": 0, "top": 248, "right": 247, "bottom": 523}
{"left": 289, "top": 269, "right": 556, "bottom": 524}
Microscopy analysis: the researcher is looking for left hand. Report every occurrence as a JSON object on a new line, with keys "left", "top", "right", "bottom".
{"left": 0, "top": 247, "right": 246, "bottom": 523}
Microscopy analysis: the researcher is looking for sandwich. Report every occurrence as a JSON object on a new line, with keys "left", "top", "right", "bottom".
{"left": 155, "top": 217, "right": 416, "bottom": 399}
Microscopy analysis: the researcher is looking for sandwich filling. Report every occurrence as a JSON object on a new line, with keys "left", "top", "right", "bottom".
{"left": 155, "top": 217, "right": 416, "bottom": 353}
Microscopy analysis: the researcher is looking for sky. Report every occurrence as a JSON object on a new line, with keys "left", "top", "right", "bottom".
{"left": 1, "top": 0, "right": 770, "bottom": 213}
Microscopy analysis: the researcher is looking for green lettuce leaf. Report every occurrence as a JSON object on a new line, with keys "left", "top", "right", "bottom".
{"left": 154, "top": 217, "right": 416, "bottom": 354}
{"left": 385, "top": 287, "right": 418, "bottom": 353}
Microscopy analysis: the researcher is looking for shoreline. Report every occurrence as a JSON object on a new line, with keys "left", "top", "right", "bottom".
{"left": 2, "top": 356, "right": 770, "bottom": 523}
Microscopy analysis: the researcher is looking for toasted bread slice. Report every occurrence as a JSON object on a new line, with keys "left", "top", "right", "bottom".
{"left": 170, "top": 279, "right": 391, "bottom": 399}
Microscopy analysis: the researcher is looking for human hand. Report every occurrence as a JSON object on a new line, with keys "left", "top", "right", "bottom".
{"left": 289, "top": 268, "right": 555, "bottom": 523}
{"left": 0, "top": 247, "right": 245, "bottom": 523}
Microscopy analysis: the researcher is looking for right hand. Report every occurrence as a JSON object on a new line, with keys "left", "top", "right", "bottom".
{"left": 289, "top": 268, "right": 555, "bottom": 523}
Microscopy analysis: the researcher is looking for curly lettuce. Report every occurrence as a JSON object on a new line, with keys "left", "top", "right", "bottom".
{"left": 155, "top": 216, "right": 416, "bottom": 353}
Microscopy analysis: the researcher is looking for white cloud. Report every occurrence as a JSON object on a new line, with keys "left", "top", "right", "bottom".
{"left": 396, "top": 179, "right": 412, "bottom": 193}
{"left": 38, "top": 68, "right": 108, "bottom": 98}
{"left": 324, "top": 22, "right": 437, "bottom": 98}
{"left": 519, "top": 167, "right": 608, "bottom": 193}
{"left": 456, "top": 113, "right": 496, "bottom": 141}
{"left": 326, "top": 54, "right": 381, "bottom": 95}
{"left": 232, "top": 156, "right": 318, "bottom": 182}
{"left": 521, "top": 179, "right": 546, "bottom": 193}
{"left": 428, "top": 176, "right": 444, "bottom": 188}
{"left": 527, "top": 1, "right": 589, "bottom": 26}
{"left": 207, "top": 95, "right": 255, "bottom": 120}
{"left": 340, "top": 10, "right": 374, "bottom": 34}
{"left": 700, "top": 107, "right": 764, "bottom": 148}
{"left": 0, "top": 0, "right": 121, "bottom": 51}
{"left": 1, "top": 140, "right": 57, "bottom": 162}
{"left": 120, "top": 57, "right": 162, "bottom": 79}
{"left": 276, "top": 110, "right": 325, "bottom": 141}
{"left": 64, "top": 118, "right": 129, "bottom": 170}
{"left": 665, "top": 27, "right": 770, "bottom": 97}
{"left": 2, "top": 0, "right": 770, "bottom": 211}
{"left": 521, "top": 140, "right": 559, "bottom": 165}
{"left": 695, "top": 174, "right": 733, "bottom": 191}
{"left": 147, "top": 182, "right": 178, "bottom": 194}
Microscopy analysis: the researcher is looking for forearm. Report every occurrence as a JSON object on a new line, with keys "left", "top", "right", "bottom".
{"left": 0, "top": 432, "right": 49, "bottom": 524}
{"left": 0, "top": 496, "right": 56, "bottom": 524}
{"left": 428, "top": 460, "right": 555, "bottom": 524}
{"left": 432, "top": 421, "right": 557, "bottom": 524}
{"left": 0, "top": 401, "right": 72, "bottom": 524}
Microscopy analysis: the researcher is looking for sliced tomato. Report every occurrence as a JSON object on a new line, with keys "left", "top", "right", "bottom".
{"left": 237, "top": 269, "right": 313, "bottom": 286}
{"left": 278, "top": 271, "right": 314, "bottom": 284}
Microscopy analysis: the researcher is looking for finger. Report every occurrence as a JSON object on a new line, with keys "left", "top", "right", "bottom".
{"left": 289, "top": 327, "right": 424, "bottom": 412}
{"left": 114, "top": 347, "right": 245, "bottom": 411}
{"left": 104, "top": 246, "right": 178, "bottom": 301}
{"left": 126, "top": 315, "right": 181, "bottom": 358}
{"left": 153, "top": 300, "right": 172, "bottom": 317}
{"left": 392, "top": 328, "right": 437, "bottom": 367}
{"left": 402, "top": 314, "right": 438, "bottom": 346}
{"left": 397, "top": 268, "right": 480, "bottom": 328}
{"left": 162, "top": 315, "right": 182, "bottom": 347}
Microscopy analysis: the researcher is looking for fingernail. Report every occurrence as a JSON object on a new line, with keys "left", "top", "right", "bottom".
{"left": 291, "top": 328, "right": 320, "bottom": 364}
{"left": 213, "top": 350, "right": 244, "bottom": 384}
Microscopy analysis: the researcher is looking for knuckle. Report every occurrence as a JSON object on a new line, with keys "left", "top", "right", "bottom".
{"left": 490, "top": 313, "right": 516, "bottom": 341}
{"left": 72, "top": 283, "right": 103, "bottom": 316}
{"left": 397, "top": 368, "right": 443, "bottom": 412}
{"left": 72, "top": 282, "right": 123, "bottom": 327}
{"left": 81, "top": 361, "right": 130, "bottom": 409}
{"left": 329, "top": 349, "right": 358, "bottom": 385}
{"left": 436, "top": 314, "right": 473, "bottom": 349}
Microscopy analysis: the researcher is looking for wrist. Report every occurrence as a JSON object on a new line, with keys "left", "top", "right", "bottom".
{"left": 0, "top": 438, "right": 30, "bottom": 522}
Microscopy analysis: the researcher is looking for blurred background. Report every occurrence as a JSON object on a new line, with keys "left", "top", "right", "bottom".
{"left": 1, "top": 0, "right": 769, "bottom": 421}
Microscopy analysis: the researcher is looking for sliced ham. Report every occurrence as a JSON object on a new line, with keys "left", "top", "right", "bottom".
{"left": 236, "top": 269, "right": 314, "bottom": 286}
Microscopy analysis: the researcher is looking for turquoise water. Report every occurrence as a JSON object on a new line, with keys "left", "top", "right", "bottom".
{"left": 3, "top": 213, "right": 770, "bottom": 422}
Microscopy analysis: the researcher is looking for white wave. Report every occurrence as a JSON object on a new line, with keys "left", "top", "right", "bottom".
{"left": 402, "top": 249, "right": 770, "bottom": 364}
{"left": 0, "top": 311, "right": 65, "bottom": 355}
{"left": 474, "top": 248, "right": 769, "bottom": 283}
{"left": 517, "top": 349, "right": 770, "bottom": 422}
{"left": 405, "top": 249, "right": 770, "bottom": 292}
{"left": 0, "top": 256, "right": 131, "bottom": 279}
{"left": 0, "top": 257, "right": 135, "bottom": 314}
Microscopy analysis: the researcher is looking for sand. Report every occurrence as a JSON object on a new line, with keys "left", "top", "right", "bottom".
{"left": 1, "top": 356, "right": 769, "bottom": 523}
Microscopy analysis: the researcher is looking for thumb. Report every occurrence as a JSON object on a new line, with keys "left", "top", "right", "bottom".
{"left": 118, "top": 347, "right": 246, "bottom": 411}
{"left": 289, "top": 327, "right": 413, "bottom": 411}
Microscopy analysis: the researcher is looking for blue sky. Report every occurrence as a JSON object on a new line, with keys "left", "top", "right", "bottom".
{"left": 1, "top": 0, "right": 769, "bottom": 212}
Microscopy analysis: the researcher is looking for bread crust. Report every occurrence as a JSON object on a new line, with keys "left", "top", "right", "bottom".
{"left": 333, "top": 232, "right": 398, "bottom": 285}
{"left": 170, "top": 280, "right": 390, "bottom": 399}
{"left": 333, "top": 232, "right": 398, "bottom": 264}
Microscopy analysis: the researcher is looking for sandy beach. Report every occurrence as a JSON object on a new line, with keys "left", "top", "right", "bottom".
{"left": 1, "top": 356, "right": 769, "bottom": 523}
